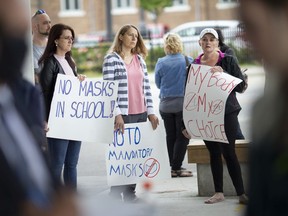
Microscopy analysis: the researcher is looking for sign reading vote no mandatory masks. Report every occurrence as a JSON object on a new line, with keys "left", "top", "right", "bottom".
{"left": 183, "top": 64, "right": 242, "bottom": 144}
{"left": 106, "top": 122, "right": 171, "bottom": 186}
{"left": 47, "top": 74, "right": 118, "bottom": 143}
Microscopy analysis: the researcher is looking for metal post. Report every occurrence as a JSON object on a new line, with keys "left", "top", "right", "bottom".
{"left": 106, "top": 0, "right": 113, "bottom": 42}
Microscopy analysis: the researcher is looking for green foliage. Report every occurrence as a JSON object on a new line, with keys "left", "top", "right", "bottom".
{"left": 140, "top": 0, "right": 173, "bottom": 22}
{"left": 72, "top": 42, "right": 111, "bottom": 76}
{"left": 229, "top": 43, "right": 256, "bottom": 65}
{"left": 146, "top": 46, "right": 166, "bottom": 71}
{"left": 72, "top": 43, "right": 165, "bottom": 76}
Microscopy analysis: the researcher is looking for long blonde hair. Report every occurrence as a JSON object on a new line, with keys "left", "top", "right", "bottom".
{"left": 108, "top": 24, "right": 148, "bottom": 59}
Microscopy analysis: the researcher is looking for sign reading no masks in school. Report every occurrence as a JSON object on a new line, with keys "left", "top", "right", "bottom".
{"left": 183, "top": 64, "right": 242, "bottom": 144}
{"left": 47, "top": 74, "right": 118, "bottom": 143}
{"left": 106, "top": 122, "right": 170, "bottom": 186}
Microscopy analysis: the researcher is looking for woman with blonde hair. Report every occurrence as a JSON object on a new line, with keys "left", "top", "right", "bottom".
{"left": 103, "top": 24, "right": 159, "bottom": 202}
{"left": 155, "top": 33, "right": 193, "bottom": 177}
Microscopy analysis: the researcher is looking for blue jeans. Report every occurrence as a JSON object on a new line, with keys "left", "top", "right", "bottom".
{"left": 47, "top": 138, "right": 81, "bottom": 189}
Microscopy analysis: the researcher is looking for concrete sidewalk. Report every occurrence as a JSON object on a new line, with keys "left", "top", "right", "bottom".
{"left": 75, "top": 65, "right": 265, "bottom": 216}
{"left": 77, "top": 162, "right": 246, "bottom": 216}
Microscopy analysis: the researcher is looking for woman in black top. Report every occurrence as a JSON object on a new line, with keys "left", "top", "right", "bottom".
{"left": 182, "top": 28, "right": 248, "bottom": 204}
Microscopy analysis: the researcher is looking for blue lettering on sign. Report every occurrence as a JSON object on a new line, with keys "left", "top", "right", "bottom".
{"left": 108, "top": 148, "right": 153, "bottom": 160}
{"left": 109, "top": 163, "right": 144, "bottom": 177}
{"left": 58, "top": 79, "right": 72, "bottom": 95}
{"left": 112, "top": 127, "right": 141, "bottom": 147}
{"left": 70, "top": 100, "right": 115, "bottom": 119}
{"left": 78, "top": 80, "right": 115, "bottom": 97}
{"left": 56, "top": 101, "right": 65, "bottom": 118}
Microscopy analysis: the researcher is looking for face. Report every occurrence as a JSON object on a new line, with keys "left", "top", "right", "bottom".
{"left": 34, "top": 14, "right": 51, "bottom": 36}
{"left": 199, "top": 34, "right": 219, "bottom": 54}
{"left": 240, "top": 0, "right": 288, "bottom": 73}
{"left": 55, "top": 29, "right": 74, "bottom": 53}
{"left": 120, "top": 27, "right": 138, "bottom": 50}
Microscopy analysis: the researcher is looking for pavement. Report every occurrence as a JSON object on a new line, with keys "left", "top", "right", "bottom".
{"left": 77, "top": 160, "right": 246, "bottom": 216}
{"left": 75, "top": 66, "right": 265, "bottom": 216}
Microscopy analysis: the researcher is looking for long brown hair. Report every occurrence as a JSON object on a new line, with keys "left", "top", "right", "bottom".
{"left": 38, "top": 23, "right": 76, "bottom": 69}
{"left": 108, "top": 24, "right": 148, "bottom": 59}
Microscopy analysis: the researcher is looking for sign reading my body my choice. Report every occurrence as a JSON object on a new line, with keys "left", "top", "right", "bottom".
{"left": 106, "top": 122, "right": 170, "bottom": 186}
{"left": 183, "top": 64, "right": 242, "bottom": 144}
{"left": 47, "top": 74, "right": 118, "bottom": 143}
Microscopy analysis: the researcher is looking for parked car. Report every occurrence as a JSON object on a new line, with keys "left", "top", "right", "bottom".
{"left": 148, "top": 20, "right": 241, "bottom": 56}
{"left": 74, "top": 32, "right": 107, "bottom": 48}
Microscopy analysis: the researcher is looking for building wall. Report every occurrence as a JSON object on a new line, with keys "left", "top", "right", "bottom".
{"left": 30, "top": 0, "right": 239, "bottom": 36}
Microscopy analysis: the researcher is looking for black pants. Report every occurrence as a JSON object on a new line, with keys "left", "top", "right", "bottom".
{"left": 110, "top": 112, "right": 147, "bottom": 201}
{"left": 204, "top": 112, "right": 245, "bottom": 196}
{"left": 160, "top": 111, "right": 189, "bottom": 170}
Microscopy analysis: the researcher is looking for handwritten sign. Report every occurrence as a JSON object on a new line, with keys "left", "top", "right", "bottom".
{"left": 106, "top": 122, "right": 170, "bottom": 186}
{"left": 183, "top": 64, "right": 242, "bottom": 143}
{"left": 47, "top": 74, "right": 118, "bottom": 143}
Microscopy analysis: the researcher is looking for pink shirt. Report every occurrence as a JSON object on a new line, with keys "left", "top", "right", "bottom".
{"left": 54, "top": 54, "right": 75, "bottom": 76}
{"left": 126, "top": 55, "right": 146, "bottom": 115}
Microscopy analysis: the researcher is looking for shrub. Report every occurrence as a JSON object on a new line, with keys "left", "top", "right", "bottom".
{"left": 72, "top": 42, "right": 111, "bottom": 75}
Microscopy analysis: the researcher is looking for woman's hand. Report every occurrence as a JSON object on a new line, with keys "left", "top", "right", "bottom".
{"left": 44, "top": 121, "right": 49, "bottom": 133}
{"left": 77, "top": 74, "right": 86, "bottom": 82}
{"left": 114, "top": 114, "right": 125, "bottom": 134}
{"left": 182, "top": 129, "right": 192, "bottom": 139}
{"left": 210, "top": 66, "right": 223, "bottom": 73}
{"left": 148, "top": 114, "right": 159, "bottom": 130}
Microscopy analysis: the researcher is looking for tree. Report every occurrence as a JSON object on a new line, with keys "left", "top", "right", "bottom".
{"left": 139, "top": 0, "right": 173, "bottom": 23}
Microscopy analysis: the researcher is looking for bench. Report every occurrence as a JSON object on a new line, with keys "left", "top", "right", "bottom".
{"left": 187, "top": 140, "right": 249, "bottom": 196}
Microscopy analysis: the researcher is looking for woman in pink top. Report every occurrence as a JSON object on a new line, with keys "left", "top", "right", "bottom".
{"left": 103, "top": 24, "right": 159, "bottom": 202}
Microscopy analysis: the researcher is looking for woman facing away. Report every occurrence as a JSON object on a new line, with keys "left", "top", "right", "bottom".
{"left": 39, "top": 23, "right": 86, "bottom": 190}
{"left": 182, "top": 28, "right": 248, "bottom": 204}
{"left": 102, "top": 24, "right": 159, "bottom": 202}
{"left": 155, "top": 33, "right": 193, "bottom": 177}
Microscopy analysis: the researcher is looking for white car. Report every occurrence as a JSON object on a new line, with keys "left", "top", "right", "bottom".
{"left": 148, "top": 20, "right": 241, "bottom": 56}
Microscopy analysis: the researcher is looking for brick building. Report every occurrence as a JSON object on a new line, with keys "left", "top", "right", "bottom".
{"left": 30, "top": 0, "right": 239, "bottom": 37}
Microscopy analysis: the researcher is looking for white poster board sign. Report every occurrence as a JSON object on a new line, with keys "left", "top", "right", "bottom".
{"left": 106, "top": 121, "right": 170, "bottom": 186}
{"left": 47, "top": 74, "right": 118, "bottom": 143}
{"left": 183, "top": 64, "right": 242, "bottom": 143}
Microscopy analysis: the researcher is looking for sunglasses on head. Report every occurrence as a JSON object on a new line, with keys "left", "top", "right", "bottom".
{"left": 32, "top": 9, "right": 46, "bottom": 17}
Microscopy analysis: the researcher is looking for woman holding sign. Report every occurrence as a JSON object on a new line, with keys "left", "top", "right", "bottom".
{"left": 103, "top": 24, "right": 159, "bottom": 202}
{"left": 182, "top": 28, "right": 248, "bottom": 204}
{"left": 39, "top": 24, "right": 85, "bottom": 190}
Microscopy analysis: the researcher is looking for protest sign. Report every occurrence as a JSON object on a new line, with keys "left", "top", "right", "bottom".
{"left": 183, "top": 64, "right": 242, "bottom": 143}
{"left": 106, "top": 121, "right": 170, "bottom": 186}
{"left": 47, "top": 74, "right": 118, "bottom": 143}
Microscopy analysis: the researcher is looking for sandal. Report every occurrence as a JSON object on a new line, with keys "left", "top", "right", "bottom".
{"left": 204, "top": 193, "right": 225, "bottom": 204}
{"left": 181, "top": 167, "right": 192, "bottom": 174}
{"left": 177, "top": 170, "right": 193, "bottom": 177}
{"left": 171, "top": 170, "right": 178, "bottom": 178}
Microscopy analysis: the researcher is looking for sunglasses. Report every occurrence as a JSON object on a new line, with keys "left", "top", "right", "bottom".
{"left": 32, "top": 9, "right": 46, "bottom": 18}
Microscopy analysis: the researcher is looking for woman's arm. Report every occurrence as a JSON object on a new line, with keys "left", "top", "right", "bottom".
{"left": 102, "top": 55, "right": 124, "bottom": 133}
{"left": 40, "top": 58, "right": 56, "bottom": 121}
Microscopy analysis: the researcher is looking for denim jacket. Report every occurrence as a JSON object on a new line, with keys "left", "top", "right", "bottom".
{"left": 155, "top": 53, "right": 193, "bottom": 99}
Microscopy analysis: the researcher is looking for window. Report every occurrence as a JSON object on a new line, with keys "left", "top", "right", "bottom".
{"left": 164, "top": 0, "right": 190, "bottom": 13}
{"left": 216, "top": 0, "right": 239, "bottom": 9}
{"left": 112, "top": 0, "right": 137, "bottom": 15}
{"left": 172, "top": 0, "right": 185, "bottom": 6}
{"left": 59, "top": 0, "right": 85, "bottom": 17}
